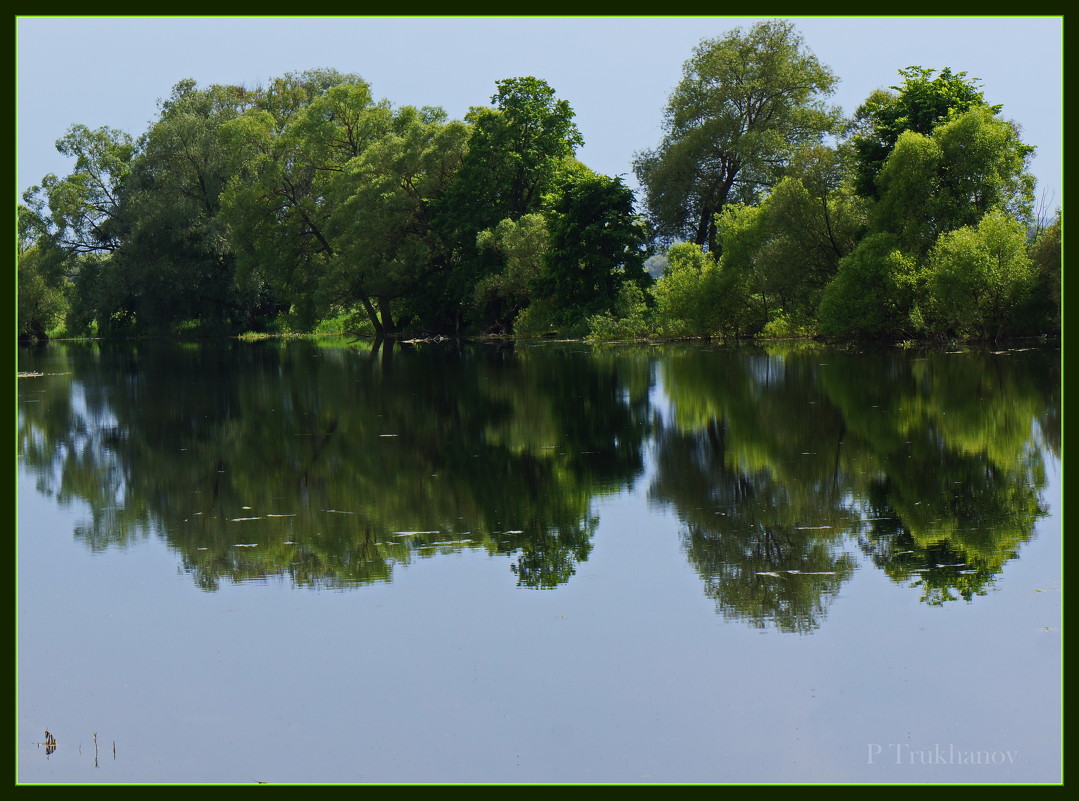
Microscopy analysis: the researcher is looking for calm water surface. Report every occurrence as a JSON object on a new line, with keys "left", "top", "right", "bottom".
{"left": 17, "top": 339, "right": 1061, "bottom": 783}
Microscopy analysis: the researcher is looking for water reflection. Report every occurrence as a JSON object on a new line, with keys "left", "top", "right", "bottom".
{"left": 17, "top": 340, "right": 650, "bottom": 591}
{"left": 17, "top": 339, "right": 1058, "bottom": 629}
{"left": 650, "top": 344, "right": 1057, "bottom": 625}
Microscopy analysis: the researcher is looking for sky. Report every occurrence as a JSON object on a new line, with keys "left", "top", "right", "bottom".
{"left": 16, "top": 16, "right": 1063, "bottom": 215}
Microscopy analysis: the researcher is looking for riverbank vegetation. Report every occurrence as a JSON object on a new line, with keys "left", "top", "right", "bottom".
{"left": 18, "top": 20, "right": 1060, "bottom": 345}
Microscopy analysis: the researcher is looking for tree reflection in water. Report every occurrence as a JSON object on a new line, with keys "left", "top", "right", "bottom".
{"left": 17, "top": 339, "right": 1058, "bottom": 629}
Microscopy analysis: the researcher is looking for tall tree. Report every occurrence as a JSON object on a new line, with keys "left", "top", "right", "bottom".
{"left": 20, "top": 124, "right": 137, "bottom": 334}
{"left": 220, "top": 73, "right": 394, "bottom": 331}
{"left": 114, "top": 79, "right": 257, "bottom": 332}
{"left": 634, "top": 20, "right": 840, "bottom": 253}
{"left": 435, "top": 76, "right": 584, "bottom": 330}
{"left": 873, "top": 105, "right": 1035, "bottom": 255}
{"left": 536, "top": 169, "right": 649, "bottom": 324}
{"left": 326, "top": 106, "right": 469, "bottom": 336}
{"left": 21, "top": 123, "right": 135, "bottom": 259}
{"left": 448, "top": 76, "right": 583, "bottom": 228}
{"left": 850, "top": 66, "right": 1000, "bottom": 198}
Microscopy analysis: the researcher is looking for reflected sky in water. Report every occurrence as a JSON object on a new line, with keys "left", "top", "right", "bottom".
{"left": 17, "top": 340, "right": 1060, "bottom": 783}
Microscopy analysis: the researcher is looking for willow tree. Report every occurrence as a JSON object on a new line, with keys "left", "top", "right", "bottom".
{"left": 20, "top": 123, "right": 137, "bottom": 334}
{"left": 219, "top": 74, "right": 395, "bottom": 331}
{"left": 634, "top": 20, "right": 840, "bottom": 253}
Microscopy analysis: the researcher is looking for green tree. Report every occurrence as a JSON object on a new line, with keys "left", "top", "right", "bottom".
{"left": 874, "top": 106, "right": 1035, "bottom": 255}
{"left": 21, "top": 123, "right": 135, "bottom": 258}
{"left": 535, "top": 170, "right": 649, "bottom": 325}
{"left": 474, "top": 213, "right": 550, "bottom": 333}
{"left": 17, "top": 204, "right": 70, "bottom": 340}
{"left": 816, "top": 233, "right": 919, "bottom": 339}
{"left": 20, "top": 124, "right": 137, "bottom": 335}
{"left": 713, "top": 145, "right": 869, "bottom": 335}
{"left": 921, "top": 210, "right": 1036, "bottom": 340}
{"left": 1023, "top": 210, "right": 1062, "bottom": 334}
{"left": 447, "top": 76, "right": 583, "bottom": 227}
{"left": 326, "top": 106, "right": 469, "bottom": 336}
{"left": 634, "top": 20, "right": 840, "bottom": 253}
{"left": 220, "top": 73, "right": 396, "bottom": 332}
{"left": 850, "top": 66, "right": 999, "bottom": 198}
{"left": 650, "top": 242, "right": 732, "bottom": 338}
{"left": 113, "top": 80, "right": 258, "bottom": 333}
{"left": 435, "top": 77, "right": 584, "bottom": 331}
{"left": 17, "top": 246, "right": 66, "bottom": 340}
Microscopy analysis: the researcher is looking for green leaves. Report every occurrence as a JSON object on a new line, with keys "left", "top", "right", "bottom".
{"left": 876, "top": 107, "right": 1034, "bottom": 254}
{"left": 636, "top": 19, "right": 840, "bottom": 251}
{"left": 922, "top": 210, "right": 1036, "bottom": 339}
{"left": 538, "top": 171, "right": 648, "bottom": 324}
{"left": 852, "top": 66, "right": 1004, "bottom": 198}
{"left": 817, "top": 233, "right": 919, "bottom": 338}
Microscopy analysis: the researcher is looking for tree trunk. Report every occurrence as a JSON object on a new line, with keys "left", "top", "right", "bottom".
{"left": 694, "top": 206, "right": 714, "bottom": 249}
{"left": 359, "top": 295, "right": 383, "bottom": 339}
{"left": 378, "top": 298, "right": 397, "bottom": 335}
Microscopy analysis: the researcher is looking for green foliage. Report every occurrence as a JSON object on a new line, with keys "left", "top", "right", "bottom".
{"left": 536, "top": 171, "right": 649, "bottom": 324}
{"left": 586, "top": 281, "right": 653, "bottom": 341}
{"left": 921, "top": 210, "right": 1036, "bottom": 339}
{"left": 851, "top": 66, "right": 1000, "bottom": 197}
{"left": 474, "top": 213, "right": 549, "bottom": 331}
{"left": 511, "top": 297, "right": 561, "bottom": 337}
{"left": 22, "top": 124, "right": 135, "bottom": 257}
{"left": 707, "top": 151, "right": 868, "bottom": 338}
{"left": 327, "top": 105, "right": 468, "bottom": 334}
{"left": 484, "top": 76, "right": 584, "bottom": 218}
{"left": 221, "top": 73, "right": 394, "bottom": 334}
{"left": 1022, "top": 211, "right": 1061, "bottom": 334}
{"left": 759, "top": 312, "right": 816, "bottom": 339}
{"left": 875, "top": 107, "right": 1035, "bottom": 254}
{"left": 817, "top": 233, "right": 919, "bottom": 339}
{"left": 20, "top": 53, "right": 1052, "bottom": 345}
{"left": 650, "top": 242, "right": 736, "bottom": 338}
{"left": 812, "top": 74, "right": 1038, "bottom": 343}
{"left": 17, "top": 246, "right": 68, "bottom": 340}
{"left": 634, "top": 19, "right": 840, "bottom": 251}
{"left": 435, "top": 76, "right": 585, "bottom": 331}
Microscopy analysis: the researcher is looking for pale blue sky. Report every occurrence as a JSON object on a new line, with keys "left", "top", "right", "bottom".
{"left": 16, "top": 16, "right": 1063, "bottom": 213}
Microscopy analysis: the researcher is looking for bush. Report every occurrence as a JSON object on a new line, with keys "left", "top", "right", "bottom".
{"left": 921, "top": 210, "right": 1035, "bottom": 339}
{"left": 651, "top": 242, "right": 727, "bottom": 337}
{"left": 817, "top": 233, "right": 919, "bottom": 338}
{"left": 587, "top": 281, "right": 652, "bottom": 340}
{"left": 759, "top": 312, "right": 817, "bottom": 339}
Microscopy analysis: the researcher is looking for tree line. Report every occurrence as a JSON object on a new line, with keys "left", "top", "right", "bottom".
{"left": 19, "top": 71, "right": 649, "bottom": 341}
{"left": 18, "top": 20, "right": 1061, "bottom": 343}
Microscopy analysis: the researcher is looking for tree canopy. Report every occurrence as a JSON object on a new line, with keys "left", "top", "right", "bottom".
{"left": 634, "top": 19, "right": 841, "bottom": 253}
{"left": 18, "top": 22, "right": 1058, "bottom": 345}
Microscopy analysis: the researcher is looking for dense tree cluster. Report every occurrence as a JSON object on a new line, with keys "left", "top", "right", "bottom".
{"left": 18, "top": 21, "right": 1060, "bottom": 343}
{"left": 624, "top": 23, "right": 1058, "bottom": 343}
{"left": 19, "top": 71, "right": 649, "bottom": 340}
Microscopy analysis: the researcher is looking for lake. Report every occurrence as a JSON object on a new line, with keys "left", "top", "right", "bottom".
{"left": 16, "top": 338, "right": 1061, "bottom": 784}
